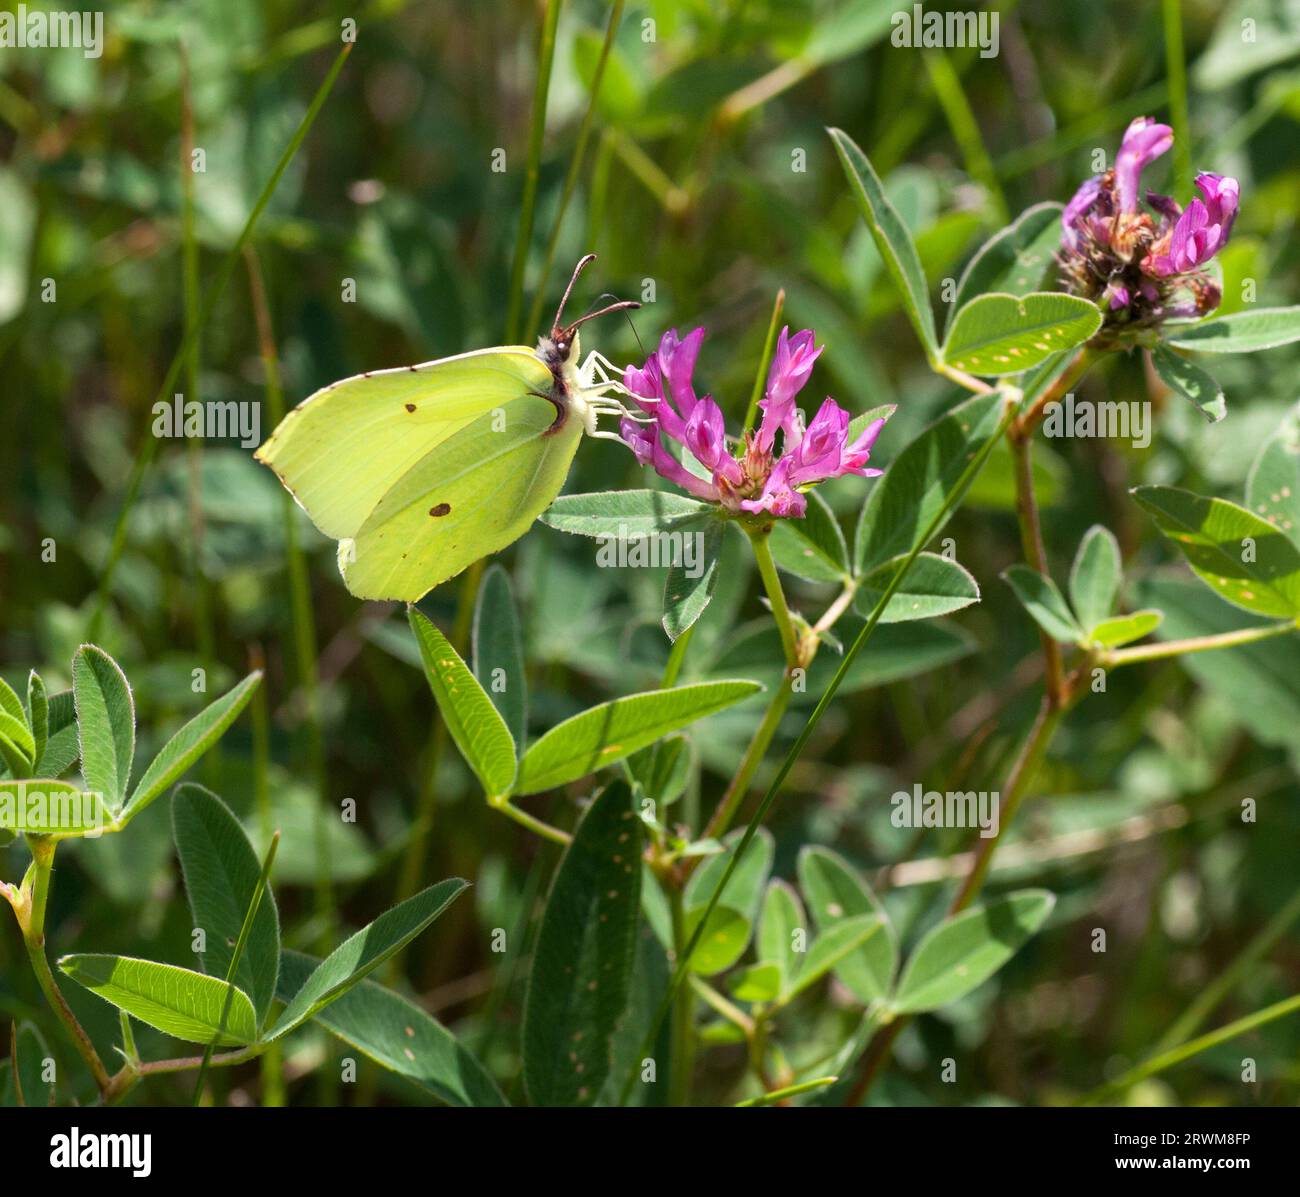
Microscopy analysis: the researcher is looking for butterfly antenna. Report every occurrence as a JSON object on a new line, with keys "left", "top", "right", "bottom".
{"left": 583, "top": 291, "right": 621, "bottom": 317}
{"left": 567, "top": 299, "right": 641, "bottom": 332}
{"left": 553, "top": 253, "right": 597, "bottom": 332}
{"left": 623, "top": 308, "right": 645, "bottom": 356}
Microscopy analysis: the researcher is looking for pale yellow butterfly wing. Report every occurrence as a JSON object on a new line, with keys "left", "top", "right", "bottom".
{"left": 254, "top": 346, "right": 552, "bottom": 539}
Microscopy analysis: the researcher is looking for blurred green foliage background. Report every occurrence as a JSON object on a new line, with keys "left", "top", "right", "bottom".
{"left": 1, "top": 0, "right": 1299, "bottom": 1106}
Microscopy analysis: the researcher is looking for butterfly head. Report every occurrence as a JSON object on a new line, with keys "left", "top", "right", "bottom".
{"left": 542, "top": 253, "right": 639, "bottom": 374}
{"left": 538, "top": 328, "right": 580, "bottom": 370}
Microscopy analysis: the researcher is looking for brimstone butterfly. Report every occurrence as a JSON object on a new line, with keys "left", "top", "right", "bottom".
{"left": 255, "top": 255, "right": 639, "bottom": 600}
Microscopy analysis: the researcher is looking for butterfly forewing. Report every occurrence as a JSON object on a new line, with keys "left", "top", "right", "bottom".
{"left": 254, "top": 346, "right": 551, "bottom": 539}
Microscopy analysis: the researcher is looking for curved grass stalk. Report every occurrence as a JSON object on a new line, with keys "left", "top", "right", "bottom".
{"left": 504, "top": 0, "right": 563, "bottom": 343}
{"left": 88, "top": 43, "right": 353, "bottom": 640}
{"left": 523, "top": 0, "right": 628, "bottom": 338}
{"left": 1079, "top": 991, "right": 1300, "bottom": 1106}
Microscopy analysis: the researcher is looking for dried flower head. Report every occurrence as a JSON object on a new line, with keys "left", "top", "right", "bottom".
{"left": 1059, "top": 117, "right": 1238, "bottom": 332}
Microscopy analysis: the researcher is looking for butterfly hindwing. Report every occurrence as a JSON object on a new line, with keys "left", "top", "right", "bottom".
{"left": 339, "top": 394, "right": 584, "bottom": 600}
{"left": 254, "top": 346, "right": 552, "bottom": 540}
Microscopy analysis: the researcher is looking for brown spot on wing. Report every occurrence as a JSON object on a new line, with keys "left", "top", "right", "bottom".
{"left": 429, "top": 503, "right": 451, "bottom": 517}
{"left": 405, "top": 403, "right": 416, "bottom": 412}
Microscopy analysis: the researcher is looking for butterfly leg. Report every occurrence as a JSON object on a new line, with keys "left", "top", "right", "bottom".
{"left": 584, "top": 350, "right": 626, "bottom": 386}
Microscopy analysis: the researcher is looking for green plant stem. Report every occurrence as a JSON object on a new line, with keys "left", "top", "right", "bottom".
{"left": 812, "top": 580, "right": 858, "bottom": 636}
{"left": 247, "top": 648, "right": 284, "bottom": 1107}
{"left": 662, "top": 623, "right": 695, "bottom": 688}
{"left": 749, "top": 529, "right": 800, "bottom": 667}
{"left": 700, "top": 675, "right": 794, "bottom": 846}
{"left": 736, "top": 1076, "right": 838, "bottom": 1106}
{"left": 523, "top": 0, "right": 627, "bottom": 337}
{"left": 179, "top": 45, "right": 217, "bottom": 786}
{"left": 1081, "top": 990, "right": 1300, "bottom": 1105}
{"left": 718, "top": 45, "right": 826, "bottom": 126}
{"left": 606, "top": 129, "right": 690, "bottom": 216}
{"left": 1012, "top": 347, "right": 1096, "bottom": 439}
{"left": 243, "top": 249, "right": 333, "bottom": 955}
{"left": 585, "top": 128, "right": 615, "bottom": 249}
{"left": 952, "top": 697, "right": 1067, "bottom": 914}
{"left": 87, "top": 43, "right": 352, "bottom": 640}
{"left": 504, "top": 0, "right": 562, "bottom": 343}
{"left": 690, "top": 974, "right": 754, "bottom": 1035}
{"left": 935, "top": 362, "right": 996, "bottom": 393}
{"left": 117, "top": 1011, "right": 139, "bottom": 1068}
{"left": 20, "top": 838, "right": 111, "bottom": 1095}
{"left": 488, "top": 795, "right": 572, "bottom": 846}
{"left": 105, "top": 1044, "right": 265, "bottom": 1105}
{"left": 856, "top": 616, "right": 1297, "bottom": 1101}
{"left": 1162, "top": 0, "right": 1191, "bottom": 199}
{"left": 691, "top": 527, "right": 800, "bottom": 845}
{"left": 1156, "top": 881, "right": 1300, "bottom": 1053}
{"left": 669, "top": 888, "right": 696, "bottom": 1106}
{"left": 742, "top": 290, "right": 785, "bottom": 436}
{"left": 1006, "top": 349, "right": 1102, "bottom": 707}
{"left": 1010, "top": 432, "right": 1065, "bottom": 706}
{"left": 1101, "top": 620, "right": 1299, "bottom": 668}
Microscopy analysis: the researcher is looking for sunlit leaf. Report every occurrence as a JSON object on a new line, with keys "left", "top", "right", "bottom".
{"left": 59, "top": 955, "right": 258, "bottom": 1046}
{"left": 892, "top": 890, "right": 1055, "bottom": 1013}
{"left": 942, "top": 292, "right": 1101, "bottom": 377}
{"left": 1164, "top": 306, "right": 1300, "bottom": 354}
{"left": 73, "top": 645, "right": 134, "bottom": 814}
{"left": 1069, "top": 525, "right": 1122, "bottom": 635}
{"left": 1133, "top": 485, "right": 1300, "bottom": 619}
{"left": 125, "top": 673, "right": 262, "bottom": 822}
{"left": 409, "top": 607, "right": 516, "bottom": 798}
{"left": 829, "top": 127, "right": 938, "bottom": 356}
{"left": 855, "top": 551, "right": 980, "bottom": 623}
{"left": 1152, "top": 343, "right": 1225, "bottom": 422}
{"left": 516, "top": 680, "right": 761, "bottom": 795}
